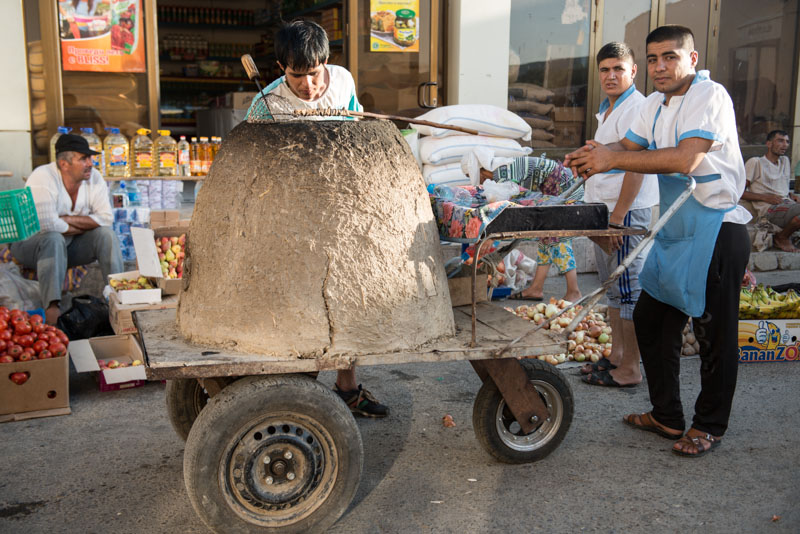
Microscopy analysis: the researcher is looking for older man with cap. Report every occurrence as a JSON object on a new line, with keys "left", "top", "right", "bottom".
{"left": 10, "top": 133, "right": 122, "bottom": 325}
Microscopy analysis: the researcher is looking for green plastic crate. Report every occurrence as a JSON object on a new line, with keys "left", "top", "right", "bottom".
{"left": 0, "top": 187, "right": 40, "bottom": 244}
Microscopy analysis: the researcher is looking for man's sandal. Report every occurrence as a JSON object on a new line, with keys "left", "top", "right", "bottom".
{"left": 672, "top": 431, "right": 721, "bottom": 458}
{"left": 623, "top": 412, "right": 683, "bottom": 440}
{"left": 579, "top": 356, "right": 617, "bottom": 375}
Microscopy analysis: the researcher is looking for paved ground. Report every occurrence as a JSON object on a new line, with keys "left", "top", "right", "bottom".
{"left": 1, "top": 271, "right": 798, "bottom": 534}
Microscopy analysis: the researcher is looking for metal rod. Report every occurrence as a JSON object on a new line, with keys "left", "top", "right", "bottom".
{"left": 493, "top": 176, "right": 697, "bottom": 358}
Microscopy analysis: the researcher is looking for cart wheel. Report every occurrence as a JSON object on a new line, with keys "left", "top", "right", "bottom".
{"left": 183, "top": 375, "right": 363, "bottom": 534}
{"left": 165, "top": 379, "right": 210, "bottom": 441}
{"left": 472, "top": 359, "right": 573, "bottom": 464}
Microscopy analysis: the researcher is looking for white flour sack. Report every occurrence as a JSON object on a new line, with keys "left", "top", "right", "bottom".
{"left": 422, "top": 163, "right": 471, "bottom": 186}
{"left": 418, "top": 135, "right": 531, "bottom": 166}
{"left": 414, "top": 105, "right": 533, "bottom": 141}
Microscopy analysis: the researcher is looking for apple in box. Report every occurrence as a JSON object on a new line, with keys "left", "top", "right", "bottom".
{"left": 131, "top": 227, "right": 188, "bottom": 296}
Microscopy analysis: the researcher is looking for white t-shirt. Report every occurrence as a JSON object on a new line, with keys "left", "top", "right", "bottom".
{"left": 745, "top": 155, "right": 790, "bottom": 218}
{"left": 585, "top": 84, "right": 658, "bottom": 211}
{"left": 625, "top": 70, "right": 751, "bottom": 224}
{"left": 26, "top": 163, "right": 113, "bottom": 234}
{"left": 246, "top": 65, "right": 362, "bottom": 120}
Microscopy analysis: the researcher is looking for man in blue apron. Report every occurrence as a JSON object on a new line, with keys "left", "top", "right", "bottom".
{"left": 565, "top": 25, "right": 751, "bottom": 457}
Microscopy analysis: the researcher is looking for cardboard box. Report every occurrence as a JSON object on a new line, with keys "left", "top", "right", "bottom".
{"left": 70, "top": 335, "right": 147, "bottom": 391}
{"left": 151, "top": 226, "right": 189, "bottom": 295}
{"left": 448, "top": 276, "right": 489, "bottom": 307}
{"left": 108, "top": 269, "right": 162, "bottom": 305}
{"left": 226, "top": 91, "right": 258, "bottom": 110}
{"left": 109, "top": 292, "right": 179, "bottom": 335}
{"left": 0, "top": 354, "right": 70, "bottom": 422}
{"left": 738, "top": 319, "right": 800, "bottom": 363}
{"left": 150, "top": 210, "right": 180, "bottom": 229}
{"left": 553, "top": 107, "right": 585, "bottom": 122}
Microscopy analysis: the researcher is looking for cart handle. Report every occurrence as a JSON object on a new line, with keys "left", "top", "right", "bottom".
{"left": 494, "top": 176, "right": 697, "bottom": 358}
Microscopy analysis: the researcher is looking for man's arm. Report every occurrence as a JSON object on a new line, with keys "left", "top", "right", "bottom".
{"left": 566, "top": 137, "right": 714, "bottom": 178}
{"left": 741, "top": 184, "right": 783, "bottom": 205}
{"left": 60, "top": 215, "right": 99, "bottom": 235}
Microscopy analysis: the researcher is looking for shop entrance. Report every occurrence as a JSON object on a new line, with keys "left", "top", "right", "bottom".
{"left": 348, "top": 0, "right": 445, "bottom": 116}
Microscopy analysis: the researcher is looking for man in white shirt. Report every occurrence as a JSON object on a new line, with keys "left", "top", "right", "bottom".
{"left": 581, "top": 42, "right": 658, "bottom": 388}
{"left": 741, "top": 130, "right": 800, "bottom": 252}
{"left": 10, "top": 134, "right": 122, "bottom": 325}
{"left": 246, "top": 20, "right": 387, "bottom": 418}
{"left": 565, "top": 25, "right": 750, "bottom": 457}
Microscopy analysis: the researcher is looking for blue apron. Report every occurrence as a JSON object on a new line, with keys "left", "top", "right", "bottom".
{"left": 639, "top": 101, "right": 733, "bottom": 317}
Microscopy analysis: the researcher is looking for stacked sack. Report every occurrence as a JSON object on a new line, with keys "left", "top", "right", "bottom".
{"left": 415, "top": 105, "right": 534, "bottom": 187}
{"left": 507, "top": 83, "right": 557, "bottom": 149}
{"left": 28, "top": 41, "right": 49, "bottom": 159}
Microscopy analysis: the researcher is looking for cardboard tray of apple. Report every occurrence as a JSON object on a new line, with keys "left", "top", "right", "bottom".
{"left": 109, "top": 276, "right": 155, "bottom": 290}
{"left": 155, "top": 234, "right": 186, "bottom": 279}
{"left": 0, "top": 307, "right": 70, "bottom": 375}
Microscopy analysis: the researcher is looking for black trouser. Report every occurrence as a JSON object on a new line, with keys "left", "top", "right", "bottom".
{"left": 633, "top": 222, "right": 750, "bottom": 437}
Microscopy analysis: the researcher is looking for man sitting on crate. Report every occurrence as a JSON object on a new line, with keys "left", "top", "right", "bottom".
{"left": 246, "top": 20, "right": 389, "bottom": 418}
{"left": 10, "top": 134, "right": 122, "bottom": 325}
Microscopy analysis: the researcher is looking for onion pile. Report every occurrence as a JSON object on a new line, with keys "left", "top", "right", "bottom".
{"left": 505, "top": 298, "right": 612, "bottom": 366}
{"left": 681, "top": 319, "right": 700, "bottom": 356}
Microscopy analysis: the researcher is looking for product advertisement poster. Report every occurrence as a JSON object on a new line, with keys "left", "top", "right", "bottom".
{"left": 59, "top": 0, "right": 145, "bottom": 72}
{"left": 370, "top": 0, "right": 420, "bottom": 53}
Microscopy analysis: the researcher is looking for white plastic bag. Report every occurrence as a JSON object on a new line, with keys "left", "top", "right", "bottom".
{"left": 482, "top": 179, "right": 519, "bottom": 203}
{"left": 0, "top": 262, "right": 42, "bottom": 310}
{"left": 500, "top": 249, "right": 538, "bottom": 293}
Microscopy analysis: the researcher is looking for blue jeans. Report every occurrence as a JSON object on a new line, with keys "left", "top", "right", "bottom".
{"left": 10, "top": 227, "right": 123, "bottom": 308}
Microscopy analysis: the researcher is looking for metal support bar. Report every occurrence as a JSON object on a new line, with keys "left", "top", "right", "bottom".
{"left": 471, "top": 359, "right": 549, "bottom": 435}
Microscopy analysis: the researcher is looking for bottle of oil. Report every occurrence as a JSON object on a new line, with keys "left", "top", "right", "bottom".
{"left": 104, "top": 127, "right": 130, "bottom": 178}
{"left": 49, "top": 126, "right": 72, "bottom": 162}
{"left": 189, "top": 136, "right": 201, "bottom": 176}
{"left": 154, "top": 130, "right": 178, "bottom": 176}
{"left": 198, "top": 136, "right": 210, "bottom": 175}
{"left": 177, "top": 135, "right": 191, "bottom": 176}
{"left": 131, "top": 128, "right": 154, "bottom": 177}
{"left": 211, "top": 136, "right": 221, "bottom": 159}
{"left": 80, "top": 127, "right": 104, "bottom": 173}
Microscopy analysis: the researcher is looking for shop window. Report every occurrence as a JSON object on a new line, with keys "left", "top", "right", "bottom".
{"left": 715, "top": 0, "right": 799, "bottom": 145}
{"left": 599, "top": 0, "right": 651, "bottom": 90}
{"left": 665, "top": 0, "right": 709, "bottom": 70}
{"left": 509, "top": 0, "right": 592, "bottom": 149}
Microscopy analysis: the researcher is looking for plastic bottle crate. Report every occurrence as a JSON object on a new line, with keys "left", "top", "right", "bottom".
{"left": 0, "top": 187, "right": 40, "bottom": 244}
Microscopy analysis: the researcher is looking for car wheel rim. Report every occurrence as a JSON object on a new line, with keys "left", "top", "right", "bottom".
{"left": 494, "top": 379, "right": 562, "bottom": 451}
{"left": 221, "top": 412, "right": 338, "bottom": 526}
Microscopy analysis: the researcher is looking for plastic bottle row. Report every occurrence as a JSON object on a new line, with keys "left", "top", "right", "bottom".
{"left": 49, "top": 127, "right": 221, "bottom": 177}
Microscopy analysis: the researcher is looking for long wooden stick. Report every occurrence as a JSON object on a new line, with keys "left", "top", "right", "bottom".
{"left": 348, "top": 110, "right": 481, "bottom": 135}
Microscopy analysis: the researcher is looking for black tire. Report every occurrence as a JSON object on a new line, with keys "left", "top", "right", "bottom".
{"left": 183, "top": 375, "right": 363, "bottom": 534}
{"left": 472, "top": 359, "right": 573, "bottom": 464}
{"left": 165, "top": 379, "right": 211, "bottom": 441}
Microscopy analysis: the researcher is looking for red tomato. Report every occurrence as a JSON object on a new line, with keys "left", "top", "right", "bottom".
{"left": 38, "top": 349, "right": 52, "bottom": 359}
{"left": 29, "top": 314, "right": 43, "bottom": 325}
{"left": 0, "top": 339, "right": 6, "bottom": 352}
{"left": 11, "top": 335, "right": 22, "bottom": 345}
{"left": 0, "top": 306, "right": 8, "bottom": 314}
{"left": 0, "top": 318, "right": 7, "bottom": 331}
{"left": 17, "top": 352, "right": 32, "bottom": 362}
{"left": 49, "top": 342, "right": 67, "bottom": 358}
{"left": 0, "top": 330, "right": 10, "bottom": 341}
{"left": 7, "top": 344, "right": 22, "bottom": 358}
{"left": 58, "top": 333, "right": 70, "bottom": 346}
{"left": 14, "top": 322, "right": 32, "bottom": 335}
{"left": 32, "top": 340, "right": 48, "bottom": 353}
{"left": 9, "top": 371, "right": 29, "bottom": 385}
{"left": 37, "top": 332, "right": 52, "bottom": 342}
{"left": 0, "top": 354, "right": 14, "bottom": 364}
{"left": 18, "top": 334, "right": 34, "bottom": 348}
{"left": 32, "top": 323, "right": 45, "bottom": 335}
{"left": 44, "top": 325, "right": 56, "bottom": 333}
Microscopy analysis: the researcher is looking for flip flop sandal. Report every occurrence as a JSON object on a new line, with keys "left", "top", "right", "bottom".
{"left": 581, "top": 369, "right": 637, "bottom": 388}
{"left": 579, "top": 356, "right": 617, "bottom": 375}
{"left": 623, "top": 412, "right": 683, "bottom": 440}
{"left": 672, "top": 432, "right": 721, "bottom": 457}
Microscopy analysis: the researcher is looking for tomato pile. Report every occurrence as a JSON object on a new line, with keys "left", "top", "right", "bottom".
{"left": 0, "top": 307, "right": 69, "bottom": 365}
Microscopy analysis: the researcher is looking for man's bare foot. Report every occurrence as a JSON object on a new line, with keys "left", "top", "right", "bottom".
{"left": 564, "top": 291, "right": 582, "bottom": 302}
{"left": 774, "top": 235, "right": 800, "bottom": 252}
{"left": 45, "top": 304, "right": 60, "bottom": 326}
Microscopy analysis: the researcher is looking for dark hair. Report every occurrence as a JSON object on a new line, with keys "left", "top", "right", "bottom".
{"left": 766, "top": 130, "right": 789, "bottom": 141}
{"left": 275, "top": 20, "right": 329, "bottom": 71}
{"left": 646, "top": 25, "right": 695, "bottom": 51}
{"left": 596, "top": 42, "right": 635, "bottom": 65}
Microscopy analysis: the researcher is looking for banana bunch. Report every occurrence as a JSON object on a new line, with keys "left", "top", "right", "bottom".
{"left": 740, "top": 284, "right": 800, "bottom": 319}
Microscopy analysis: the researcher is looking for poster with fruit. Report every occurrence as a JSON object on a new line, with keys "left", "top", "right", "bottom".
{"left": 370, "top": 0, "right": 420, "bottom": 53}
{"left": 59, "top": 0, "right": 145, "bottom": 72}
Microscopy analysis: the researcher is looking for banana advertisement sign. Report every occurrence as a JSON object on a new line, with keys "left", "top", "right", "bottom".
{"left": 370, "top": 0, "right": 420, "bottom": 53}
{"left": 59, "top": 0, "right": 145, "bottom": 72}
{"left": 738, "top": 320, "right": 800, "bottom": 363}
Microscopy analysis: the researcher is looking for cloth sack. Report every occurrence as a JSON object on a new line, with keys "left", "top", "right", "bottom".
{"left": 508, "top": 99, "right": 555, "bottom": 116}
{"left": 419, "top": 135, "right": 531, "bottom": 166}
{"left": 414, "top": 104, "right": 532, "bottom": 141}
{"left": 422, "top": 163, "right": 471, "bottom": 187}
